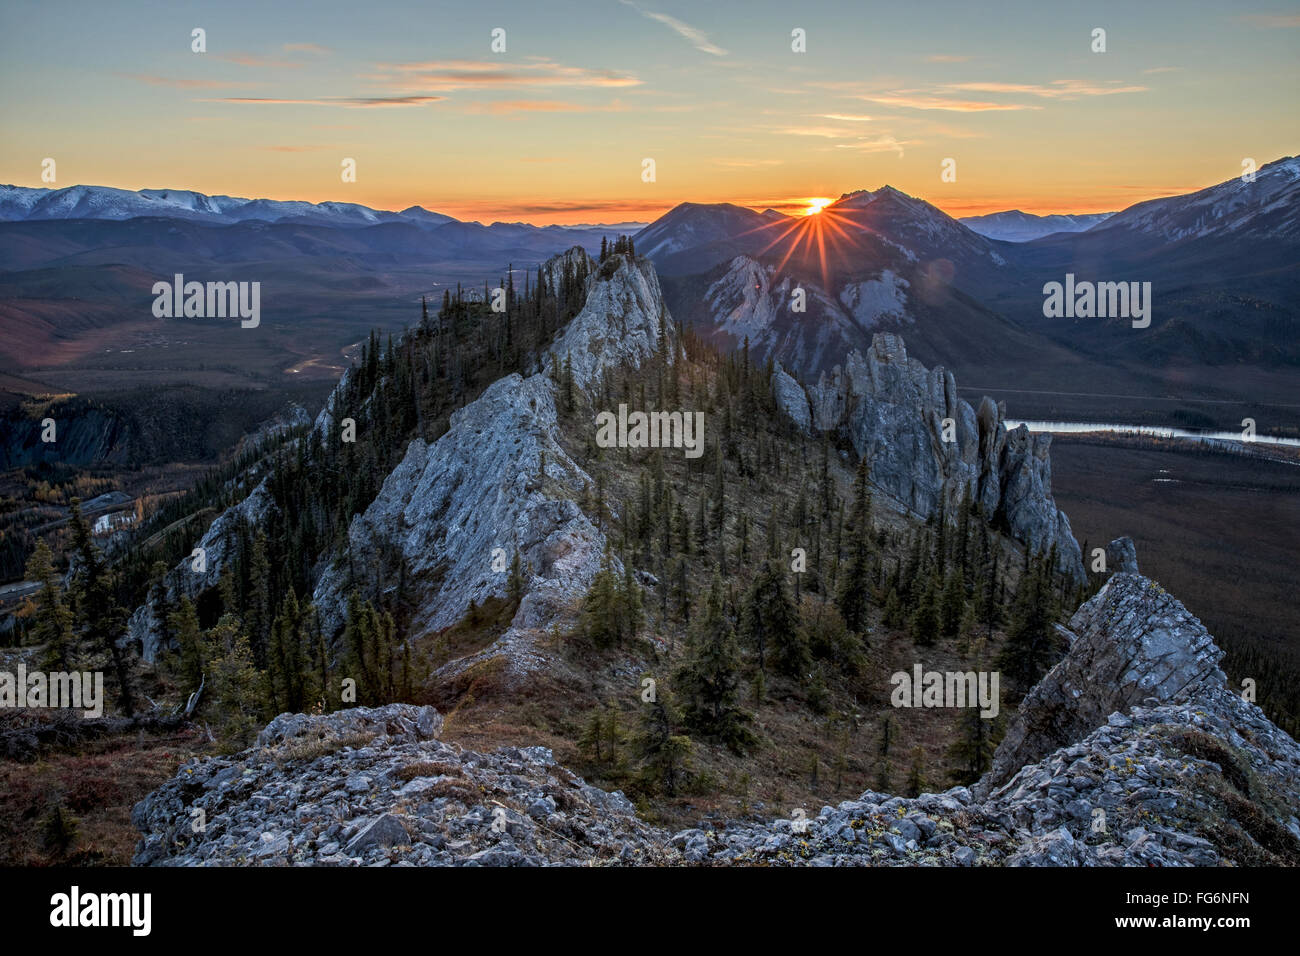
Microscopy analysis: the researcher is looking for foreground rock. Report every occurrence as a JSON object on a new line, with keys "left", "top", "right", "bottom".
{"left": 132, "top": 704, "right": 672, "bottom": 866}
{"left": 980, "top": 573, "right": 1224, "bottom": 793}
{"left": 684, "top": 573, "right": 1300, "bottom": 867}
{"left": 136, "top": 573, "right": 1300, "bottom": 867}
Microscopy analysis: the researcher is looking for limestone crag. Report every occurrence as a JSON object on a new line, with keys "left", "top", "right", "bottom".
{"left": 310, "top": 371, "right": 605, "bottom": 684}
{"left": 980, "top": 572, "right": 1227, "bottom": 794}
{"left": 678, "top": 572, "right": 1300, "bottom": 867}
{"left": 775, "top": 332, "right": 1085, "bottom": 581}
{"left": 122, "top": 479, "right": 274, "bottom": 663}
{"left": 546, "top": 252, "right": 673, "bottom": 394}
{"left": 1106, "top": 536, "right": 1139, "bottom": 574}
{"left": 313, "top": 251, "right": 673, "bottom": 682}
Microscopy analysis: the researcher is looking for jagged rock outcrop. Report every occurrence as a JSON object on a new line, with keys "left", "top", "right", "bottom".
{"left": 546, "top": 252, "right": 672, "bottom": 393}
{"left": 539, "top": 246, "right": 597, "bottom": 297}
{"left": 980, "top": 573, "right": 1225, "bottom": 794}
{"left": 775, "top": 332, "right": 1084, "bottom": 581}
{"left": 771, "top": 363, "right": 812, "bottom": 432}
{"left": 1106, "top": 536, "right": 1139, "bottom": 574}
{"left": 132, "top": 703, "right": 672, "bottom": 866}
{"left": 679, "top": 572, "right": 1300, "bottom": 867}
{"left": 312, "top": 252, "right": 669, "bottom": 683}
{"left": 122, "top": 479, "right": 274, "bottom": 662}
{"left": 311, "top": 370, "right": 606, "bottom": 683}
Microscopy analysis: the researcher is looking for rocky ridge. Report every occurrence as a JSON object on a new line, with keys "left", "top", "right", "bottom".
{"left": 775, "top": 332, "right": 1085, "bottom": 581}
{"left": 311, "top": 252, "right": 665, "bottom": 683}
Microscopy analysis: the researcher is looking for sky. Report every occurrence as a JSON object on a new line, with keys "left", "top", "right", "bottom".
{"left": 1, "top": 0, "right": 1297, "bottom": 224}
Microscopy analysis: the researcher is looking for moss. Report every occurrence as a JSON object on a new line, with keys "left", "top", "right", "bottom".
{"left": 1162, "top": 726, "right": 1300, "bottom": 865}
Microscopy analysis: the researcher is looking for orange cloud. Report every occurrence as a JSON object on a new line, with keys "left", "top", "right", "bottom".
{"left": 208, "top": 95, "right": 445, "bottom": 108}
{"left": 945, "top": 80, "right": 1148, "bottom": 98}
{"left": 367, "top": 58, "right": 641, "bottom": 91}
{"left": 464, "top": 99, "right": 627, "bottom": 114}
{"left": 858, "top": 93, "right": 1040, "bottom": 112}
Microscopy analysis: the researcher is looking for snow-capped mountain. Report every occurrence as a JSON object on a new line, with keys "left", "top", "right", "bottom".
{"left": 0, "top": 184, "right": 460, "bottom": 228}
{"left": 665, "top": 249, "right": 1049, "bottom": 381}
{"left": 960, "top": 210, "right": 1114, "bottom": 242}
{"left": 1091, "top": 155, "right": 1300, "bottom": 242}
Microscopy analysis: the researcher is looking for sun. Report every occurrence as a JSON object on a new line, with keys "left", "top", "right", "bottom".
{"left": 804, "top": 197, "right": 832, "bottom": 216}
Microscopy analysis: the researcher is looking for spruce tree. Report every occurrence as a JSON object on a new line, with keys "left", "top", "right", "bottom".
{"left": 909, "top": 574, "right": 940, "bottom": 647}
{"left": 996, "top": 554, "right": 1057, "bottom": 691}
{"left": 676, "top": 578, "right": 756, "bottom": 754}
{"left": 68, "top": 500, "right": 134, "bottom": 715}
{"left": 25, "top": 540, "right": 75, "bottom": 670}
{"left": 633, "top": 692, "right": 692, "bottom": 796}
{"left": 939, "top": 571, "right": 965, "bottom": 637}
{"left": 579, "top": 550, "right": 622, "bottom": 648}
{"left": 741, "top": 559, "right": 805, "bottom": 677}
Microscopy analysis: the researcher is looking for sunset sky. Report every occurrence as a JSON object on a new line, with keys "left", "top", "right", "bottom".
{"left": 1, "top": 0, "right": 1297, "bottom": 224}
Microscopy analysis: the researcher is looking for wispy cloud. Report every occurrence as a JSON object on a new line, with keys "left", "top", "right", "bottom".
{"left": 925, "top": 54, "right": 971, "bottom": 63}
{"left": 858, "top": 92, "right": 1040, "bottom": 112}
{"left": 219, "top": 43, "right": 333, "bottom": 68}
{"left": 819, "top": 113, "right": 874, "bottom": 122}
{"left": 855, "top": 79, "right": 1145, "bottom": 112}
{"left": 832, "top": 135, "right": 909, "bottom": 156}
{"left": 714, "top": 158, "right": 785, "bottom": 167}
{"left": 778, "top": 125, "right": 865, "bottom": 137}
{"left": 1142, "top": 66, "right": 1181, "bottom": 74}
{"left": 1238, "top": 13, "right": 1300, "bottom": 27}
{"left": 120, "top": 74, "right": 258, "bottom": 90}
{"left": 207, "top": 95, "right": 446, "bottom": 108}
{"left": 618, "top": 0, "right": 728, "bottom": 56}
{"left": 945, "top": 80, "right": 1148, "bottom": 98}
{"left": 367, "top": 58, "right": 641, "bottom": 90}
{"left": 464, "top": 99, "right": 627, "bottom": 114}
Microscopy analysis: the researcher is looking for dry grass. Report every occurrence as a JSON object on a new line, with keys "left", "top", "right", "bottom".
{"left": 0, "top": 727, "right": 203, "bottom": 866}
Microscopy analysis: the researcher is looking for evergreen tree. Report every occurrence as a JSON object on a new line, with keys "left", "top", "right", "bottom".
{"left": 205, "top": 613, "right": 264, "bottom": 748}
{"left": 633, "top": 692, "right": 692, "bottom": 796}
{"left": 579, "top": 550, "right": 622, "bottom": 648}
{"left": 507, "top": 549, "right": 526, "bottom": 608}
{"left": 996, "top": 554, "right": 1058, "bottom": 690}
{"left": 170, "top": 598, "right": 205, "bottom": 695}
{"left": 799, "top": 595, "right": 865, "bottom": 674}
{"left": 25, "top": 540, "right": 75, "bottom": 670}
{"left": 740, "top": 559, "right": 805, "bottom": 677}
{"left": 939, "top": 571, "right": 965, "bottom": 637}
{"left": 947, "top": 706, "right": 999, "bottom": 785}
{"left": 676, "top": 578, "right": 756, "bottom": 754}
{"left": 904, "top": 745, "right": 927, "bottom": 797}
{"left": 68, "top": 500, "right": 134, "bottom": 715}
{"left": 909, "top": 574, "right": 940, "bottom": 647}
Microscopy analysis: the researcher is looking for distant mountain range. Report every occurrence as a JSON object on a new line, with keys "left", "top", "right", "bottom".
{"left": 634, "top": 157, "right": 1300, "bottom": 391}
{"left": 958, "top": 210, "right": 1115, "bottom": 242}
{"left": 0, "top": 186, "right": 647, "bottom": 374}
{"left": 2, "top": 158, "right": 1296, "bottom": 423}
{"left": 0, "top": 183, "right": 647, "bottom": 235}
